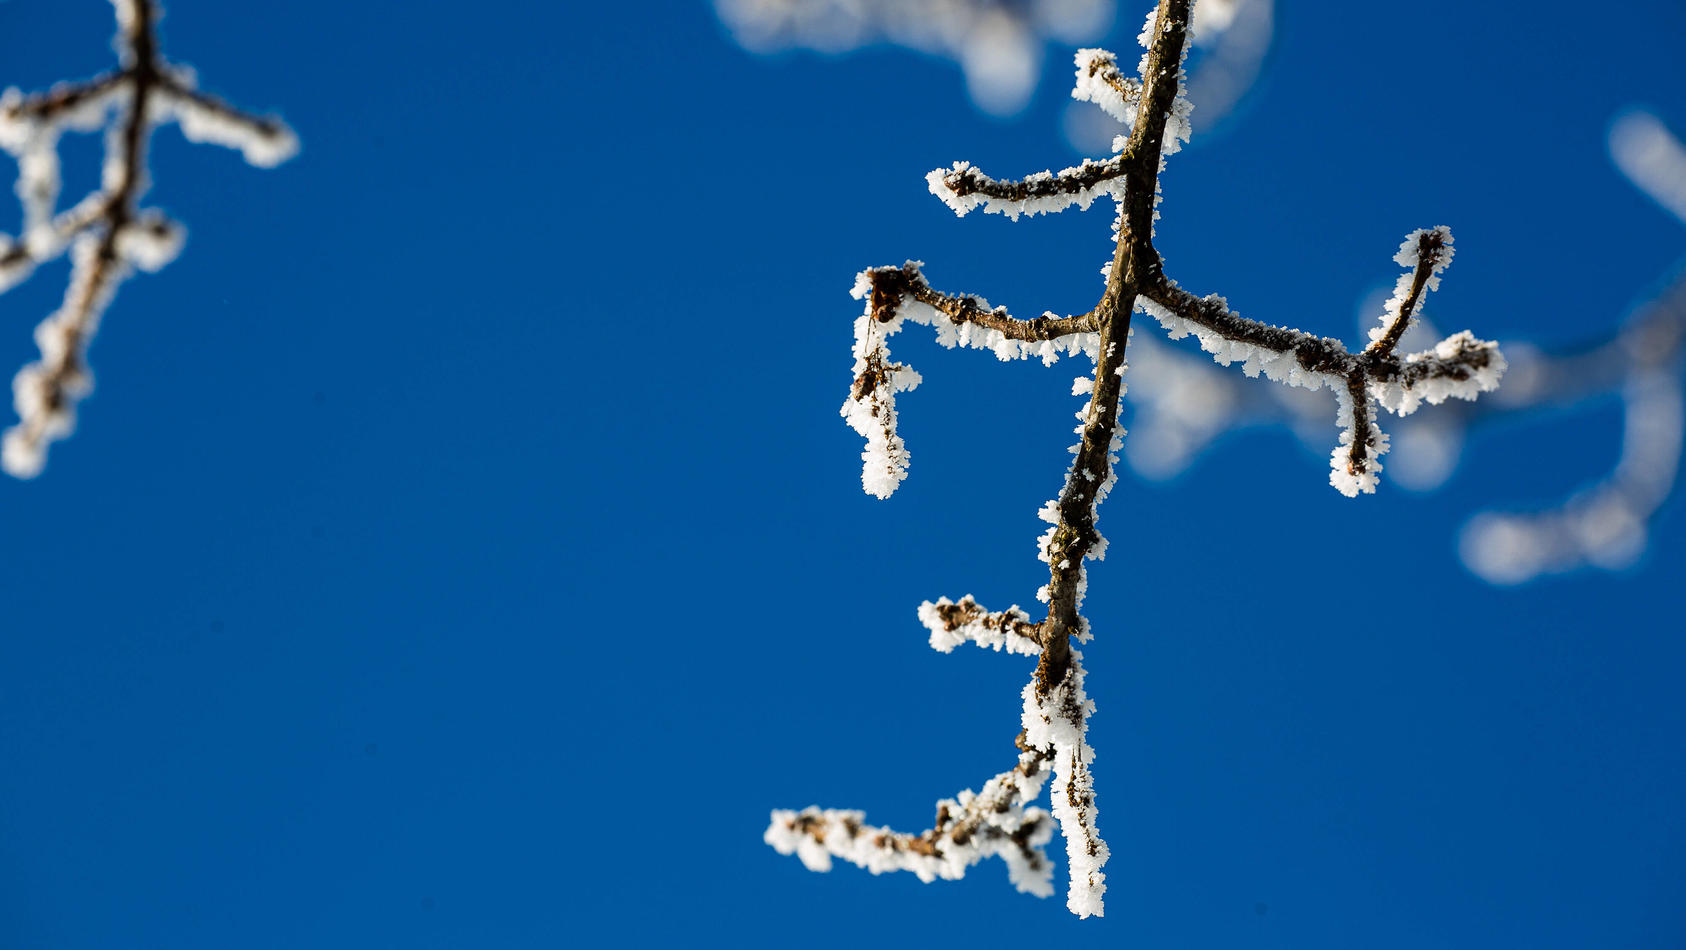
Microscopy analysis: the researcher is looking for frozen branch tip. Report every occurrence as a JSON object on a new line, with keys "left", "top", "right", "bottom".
{"left": 774, "top": 0, "right": 1504, "bottom": 919}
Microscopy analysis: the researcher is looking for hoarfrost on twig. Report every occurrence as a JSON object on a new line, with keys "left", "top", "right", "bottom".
{"left": 771, "top": 0, "right": 1505, "bottom": 918}
{"left": 0, "top": 0, "right": 296, "bottom": 478}
{"left": 1120, "top": 108, "right": 1684, "bottom": 584}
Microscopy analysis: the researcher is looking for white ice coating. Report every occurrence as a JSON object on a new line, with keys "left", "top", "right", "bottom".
{"left": 1135, "top": 291, "right": 1337, "bottom": 392}
{"left": 0, "top": 1, "right": 298, "bottom": 478}
{"left": 713, "top": 0, "right": 1112, "bottom": 118}
{"left": 1021, "top": 649, "right": 1106, "bottom": 917}
{"left": 1135, "top": 226, "right": 1503, "bottom": 496}
{"left": 1610, "top": 110, "right": 1686, "bottom": 228}
{"left": 765, "top": 752, "right": 1057, "bottom": 897}
{"left": 1, "top": 236, "right": 128, "bottom": 478}
{"left": 928, "top": 15, "right": 1203, "bottom": 225}
{"left": 1366, "top": 226, "right": 1455, "bottom": 348}
{"left": 1072, "top": 48, "right": 1140, "bottom": 125}
{"left": 158, "top": 85, "right": 299, "bottom": 168}
{"left": 113, "top": 214, "right": 185, "bottom": 272}
{"left": 0, "top": 80, "right": 128, "bottom": 277}
{"left": 1370, "top": 331, "right": 1507, "bottom": 416}
{"left": 1068, "top": 1, "right": 1196, "bottom": 162}
{"left": 1071, "top": 38, "right": 1192, "bottom": 159}
{"left": 844, "top": 265, "right": 1100, "bottom": 498}
{"left": 1462, "top": 369, "right": 1682, "bottom": 584}
{"left": 926, "top": 159, "right": 1127, "bottom": 220}
{"left": 1443, "top": 110, "right": 1685, "bottom": 583}
{"left": 918, "top": 595, "right": 1042, "bottom": 655}
{"left": 1328, "top": 383, "right": 1386, "bottom": 497}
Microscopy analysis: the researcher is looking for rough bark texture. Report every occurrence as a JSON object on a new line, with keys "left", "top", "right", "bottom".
{"left": 1038, "top": 0, "right": 1191, "bottom": 696}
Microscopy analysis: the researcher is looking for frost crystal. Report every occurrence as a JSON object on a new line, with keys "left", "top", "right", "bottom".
{"left": 920, "top": 596, "right": 1042, "bottom": 655}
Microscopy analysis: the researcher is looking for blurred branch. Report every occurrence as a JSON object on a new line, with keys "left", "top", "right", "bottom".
{"left": 0, "top": 0, "right": 296, "bottom": 478}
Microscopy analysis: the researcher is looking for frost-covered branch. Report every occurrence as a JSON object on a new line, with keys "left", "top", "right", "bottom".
{"left": 843, "top": 262, "right": 1099, "bottom": 498}
{"left": 1072, "top": 48, "right": 1142, "bottom": 123}
{"left": 1133, "top": 227, "right": 1503, "bottom": 496}
{"left": 927, "top": 157, "right": 1129, "bottom": 219}
{"left": 0, "top": 0, "right": 296, "bottom": 478}
{"left": 1065, "top": 1, "right": 1272, "bottom": 152}
{"left": 1120, "top": 108, "right": 1684, "bottom": 585}
{"left": 713, "top": 0, "right": 1114, "bottom": 116}
{"left": 715, "top": 0, "right": 1276, "bottom": 145}
{"left": 772, "top": 0, "right": 1502, "bottom": 919}
{"left": 920, "top": 595, "right": 1043, "bottom": 655}
{"left": 766, "top": 737, "right": 1057, "bottom": 897}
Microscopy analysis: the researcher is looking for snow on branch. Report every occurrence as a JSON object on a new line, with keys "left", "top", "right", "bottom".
{"left": 1072, "top": 48, "right": 1142, "bottom": 125}
{"left": 1125, "top": 265, "right": 1682, "bottom": 582}
{"left": 927, "top": 157, "right": 1129, "bottom": 220}
{"left": 774, "top": 0, "right": 1504, "bottom": 919}
{"left": 920, "top": 595, "right": 1043, "bottom": 655}
{"left": 1120, "top": 109, "right": 1685, "bottom": 585}
{"left": 1134, "top": 227, "right": 1504, "bottom": 496}
{"left": 766, "top": 738, "right": 1057, "bottom": 897}
{"left": 843, "top": 262, "right": 1099, "bottom": 497}
{"left": 0, "top": 0, "right": 296, "bottom": 478}
{"left": 1071, "top": 45, "right": 1191, "bottom": 157}
{"left": 1025, "top": 650, "right": 1105, "bottom": 916}
{"left": 713, "top": 0, "right": 1113, "bottom": 117}
{"left": 1453, "top": 110, "right": 1686, "bottom": 583}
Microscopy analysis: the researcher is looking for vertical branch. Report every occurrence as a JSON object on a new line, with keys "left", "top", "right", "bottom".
{"left": 1038, "top": 0, "right": 1191, "bottom": 695}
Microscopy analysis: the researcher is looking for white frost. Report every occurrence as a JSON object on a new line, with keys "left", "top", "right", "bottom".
{"left": 1021, "top": 650, "right": 1106, "bottom": 917}
{"left": 919, "top": 595, "right": 1041, "bottom": 655}
{"left": 927, "top": 160, "right": 1127, "bottom": 221}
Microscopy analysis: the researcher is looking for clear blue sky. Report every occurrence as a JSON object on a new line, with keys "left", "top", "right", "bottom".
{"left": 1, "top": 1, "right": 1683, "bottom": 947}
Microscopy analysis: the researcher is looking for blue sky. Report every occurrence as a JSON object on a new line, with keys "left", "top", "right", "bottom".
{"left": 1, "top": 1, "right": 1683, "bottom": 947}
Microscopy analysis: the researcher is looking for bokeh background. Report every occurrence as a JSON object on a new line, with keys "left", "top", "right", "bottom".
{"left": 1, "top": 1, "right": 1683, "bottom": 946}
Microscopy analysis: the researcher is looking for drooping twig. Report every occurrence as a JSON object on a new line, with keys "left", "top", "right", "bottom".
{"left": 0, "top": 0, "right": 297, "bottom": 478}
{"left": 770, "top": 0, "right": 1504, "bottom": 918}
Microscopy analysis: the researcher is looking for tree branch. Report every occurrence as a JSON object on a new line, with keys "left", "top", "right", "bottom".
{"left": 0, "top": 0, "right": 297, "bottom": 477}
{"left": 776, "top": 0, "right": 1505, "bottom": 919}
{"left": 766, "top": 739, "right": 1056, "bottom": 896}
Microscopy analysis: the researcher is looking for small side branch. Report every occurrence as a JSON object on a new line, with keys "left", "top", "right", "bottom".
{"left": 1137, "top": 227, "right": 1503, "bottom": 496}
{"left": 767, "top": 740, "right": 1056, "bottom": 897}
{"left": 1364, "top": 227, "right": 1453, "bottom": 358}
{"left": 884, "top": 264, "right": 1098, "bottom": 343}
{"left": 0, "top": 72, "right": 125, "bottom": 123}
{"left": 1139, "top": 279, "right": 1356, "bottom": 381}
{"left": 928, "top": 158, "right": 1129, "bottom": 220}
{"left": 0, "top": 0, "right": 296, "bottom": 477}
{"left": 1072, "top": 49, "right": 1142, "bottom": 125}
{"left": 919, "top": 595, "right": 1042, "bottom": 655}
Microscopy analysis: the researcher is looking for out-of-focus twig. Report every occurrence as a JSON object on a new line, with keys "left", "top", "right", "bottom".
{"left": 0, "top": 0, "right": 296, "bottom": 477}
